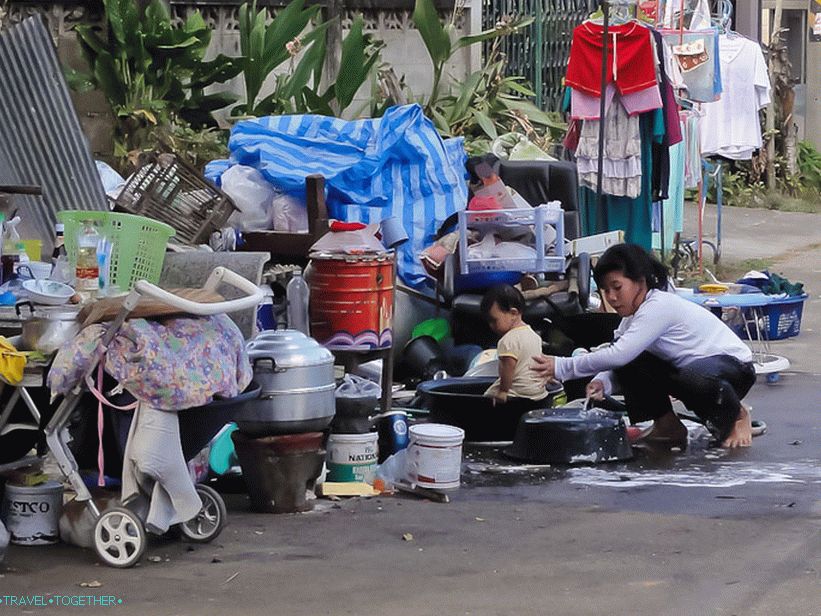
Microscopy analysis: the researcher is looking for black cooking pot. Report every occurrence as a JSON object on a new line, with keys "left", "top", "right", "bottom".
{"left": 402, "top": 335, "right": 447, "bottom": 380}
{"left": 416, "top": 376, "right": 564, "bottom": 441}
{"left": 504, "top": 406, "right": 632, "bottom": 464}
{"left": 332, "top": 394, "right": 378, "bottom": 434}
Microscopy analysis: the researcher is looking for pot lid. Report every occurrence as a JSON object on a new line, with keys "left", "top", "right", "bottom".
{"left": 16, "top": 303, "right": 80, "bottom": 321}
{"left": 247, "top": 329, "right": 333, "bottom": 368}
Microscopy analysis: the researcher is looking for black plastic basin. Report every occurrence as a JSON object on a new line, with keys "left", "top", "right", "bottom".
{"left": 416, "top": 376, "right": 563, "bottom": 441}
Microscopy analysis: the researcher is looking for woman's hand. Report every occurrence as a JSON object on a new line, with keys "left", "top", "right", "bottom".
{"left": 532, "top": 355, "right": 556, "bottom": 381}
{"left": 586, "top": 379, "right": 605, "bottom": 401}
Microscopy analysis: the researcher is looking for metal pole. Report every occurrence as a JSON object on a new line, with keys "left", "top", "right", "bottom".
{"left": 534, "top": 0, "right": 544, "bottom": 109}
{"left": 595, "top": 1, "right": 610, "bottom": 231}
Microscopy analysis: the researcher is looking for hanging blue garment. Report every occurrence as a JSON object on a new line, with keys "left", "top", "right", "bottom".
{"left": 653, "top": 137, "right": 686, "bottom": 254}
{"left": 205, "top": 104, "right": 469, "bottom": 288}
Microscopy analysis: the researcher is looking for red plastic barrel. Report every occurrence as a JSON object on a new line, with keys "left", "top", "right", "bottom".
{"left": 308, "top": 254, "right": 394, "bottom": 350}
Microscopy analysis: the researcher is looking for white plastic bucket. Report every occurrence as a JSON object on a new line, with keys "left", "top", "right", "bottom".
{"left": 327, "top": 432, "right": 379, "bottom": 483}
{"left": 1, "top": 481, "right": 63, "bottom": 545}
{"left": 407, "top": 424, "right": 465, "bottom": 490}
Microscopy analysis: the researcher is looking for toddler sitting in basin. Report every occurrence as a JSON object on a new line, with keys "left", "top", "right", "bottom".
{"left": 481, "top": 285, "right": 549, "bottom": 407}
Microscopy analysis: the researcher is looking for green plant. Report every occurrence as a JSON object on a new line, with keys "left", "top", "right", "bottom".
{"left": 65, "top": 0, "right": 240, "bottom": 164}
{"left": 150, "top": 121, "right": 229, "bottom": 172}
{"left": 717, "top": 169, "right": 766, "bottom": 208}
{"left": 410, "top": 0, "right": 563, "bottom": 152}
{"left": 798, "top": 140, "right": 821, "bottom": 190}
{"left": 234, "top": 1, "right": 383, "bottom": 117}
{"left": 234, "top": 0, "right": 322, "bottom": 116}
{"left": 442, "top": 40, "right": 566, "bottom": 155}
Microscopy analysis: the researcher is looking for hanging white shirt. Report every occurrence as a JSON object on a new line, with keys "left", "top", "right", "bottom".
{"left": 699, "top": 35, "right": 771, "bottom": 160}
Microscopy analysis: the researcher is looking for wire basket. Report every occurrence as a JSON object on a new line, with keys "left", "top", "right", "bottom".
{"left": 57, "top": 211, "right": 175, "bottom": 290}
{"left": 113, "top": 153, "right": 236, "bottom": 245}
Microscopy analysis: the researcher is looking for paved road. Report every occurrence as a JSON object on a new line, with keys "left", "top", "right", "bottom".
{"left": 685, "top": 204, "right": 821, "bottom": 375}
{"left": 2, "top": 205, "right": 820, "bottom": 615}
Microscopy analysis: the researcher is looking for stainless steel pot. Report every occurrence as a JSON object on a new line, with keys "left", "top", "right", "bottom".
{"left": 235, "top": 330, "right": 336, "bottom": 435}
{"left": 15, "top": 301, "right": 80, "bottom": 354}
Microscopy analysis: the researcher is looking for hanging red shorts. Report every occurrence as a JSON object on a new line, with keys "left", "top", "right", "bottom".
{"left": 565, "top": 21, "right": 657, "bottom": 97}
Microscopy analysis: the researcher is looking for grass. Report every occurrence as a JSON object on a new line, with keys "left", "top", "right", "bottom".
{"left": 717, "top": 258, "right": 776, "bottom": 281}
{"left": 690, "top": 185, "right": 821, "bottom": 214}
{"left": 674, "top": 257, "right": 776, "bottom": 288}
{"left": 742, "top": 191, "right": 821, "bottom": 214}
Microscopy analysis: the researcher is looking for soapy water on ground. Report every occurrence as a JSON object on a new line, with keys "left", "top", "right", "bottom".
{"left": 565, "top": 462, "right": 818, "bottom": 489}
{"left": 461, "top": 419, "right": 821, "bottom": 489}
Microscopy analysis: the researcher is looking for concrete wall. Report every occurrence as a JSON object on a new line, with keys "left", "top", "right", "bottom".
{"left": 1, "top": 0, "right": 481, "bottom": 158}
{"left": 739, "top": 0, "right": 821, "bottom": 149}
{"left": 805, "top": 8, "right": 821, "bottom": 150}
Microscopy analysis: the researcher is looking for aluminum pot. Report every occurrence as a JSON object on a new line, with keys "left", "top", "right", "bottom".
{"left": 15, "top": 301, "right": 80, "bottom": 354}
{"left": 235, "top": 329, "right": 336, "bottom": 436}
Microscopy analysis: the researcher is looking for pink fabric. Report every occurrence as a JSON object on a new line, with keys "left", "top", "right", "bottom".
{"left": 97, "top": 362, "right": 105, "bottom": 487}
{"left": 468, "top": 195, "right": 502, "bottom": 211}
{"left": 570, "top": 83, "right": 663, "bottom": 120}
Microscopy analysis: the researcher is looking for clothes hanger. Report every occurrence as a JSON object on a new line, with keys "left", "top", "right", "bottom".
{"left": 716, "top": 0, "right": 744, "bottom": 40}
{"left": 588, "top": 0, "right": 648, "bottom": 26}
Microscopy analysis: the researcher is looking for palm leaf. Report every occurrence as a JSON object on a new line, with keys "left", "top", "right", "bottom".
{"left": 412, "top": 0, "right": 451, "bottom": 66}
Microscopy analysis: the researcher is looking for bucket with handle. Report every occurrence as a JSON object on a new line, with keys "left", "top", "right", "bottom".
{"left": 406, "top": 424, "right": 465, "bottom": 490}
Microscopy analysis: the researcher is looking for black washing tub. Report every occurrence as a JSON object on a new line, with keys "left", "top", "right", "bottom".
{"left": 415, "top": 377, "right": 565, "bottom": 442}
{"left": 504, "top": 406, "right": 633, "bottom": 464}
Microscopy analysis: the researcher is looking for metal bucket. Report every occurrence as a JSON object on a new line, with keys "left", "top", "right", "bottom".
{"left": 1, "top": 481, "right": 63, "bottom": 545}
{"left": 308, "top": 253, "right": 394, "bottom": 350}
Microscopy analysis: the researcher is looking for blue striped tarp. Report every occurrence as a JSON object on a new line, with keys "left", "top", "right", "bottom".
{"left": 206, "top": 104, "right": 468, "bottom": 289}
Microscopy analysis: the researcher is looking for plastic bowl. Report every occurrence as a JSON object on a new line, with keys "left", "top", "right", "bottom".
{"left": 22, "top": 279, "right": 74, "bottom": 306}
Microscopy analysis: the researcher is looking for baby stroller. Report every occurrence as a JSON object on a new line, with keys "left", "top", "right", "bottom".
{"left": 42, "top": 267, "right": 263, "bottom": 568}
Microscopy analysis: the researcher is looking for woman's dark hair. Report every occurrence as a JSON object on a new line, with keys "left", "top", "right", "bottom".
{"left": 593, "top": 244, "right": 669, "bottom": 291}
{"left": 480, "top": 284, "right": 525, "bottom": 317}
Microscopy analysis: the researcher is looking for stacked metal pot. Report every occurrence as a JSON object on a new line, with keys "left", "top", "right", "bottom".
{"left": 233, "top": 330, "right": 336, "bottom": 436}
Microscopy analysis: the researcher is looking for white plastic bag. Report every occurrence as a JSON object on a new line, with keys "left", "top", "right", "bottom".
{"left": 221, "top": 165, "right": 275, "bottom": 232}
{"left": 95, "top": 160, "right": 126, "bottom": 200}
{"left": 271, "top": 192, "right": 309, "bottom": 233}
{"left": 467, "top": 233, "right": 498, "bottom": 260}
{"left": 310, "top": 224, "right": 385, "bottom": 254}
{"left": 375, "top": 449, "right": 411, "bottom": 487}
{"left": 467, "top": 234, "right": 538, "bottom": 261}
{"left": 492, "top": 241, "right": 538, "bottom": 260}
{"left": 335, "top": 374, "right": 381, "bottom": 400}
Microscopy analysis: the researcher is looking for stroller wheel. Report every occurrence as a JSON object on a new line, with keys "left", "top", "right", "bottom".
{"left": 93, "top": 507, "right": 146, "bottom": 568}
{"left": 179, "top": 484, "right": 227, "bottom": 543}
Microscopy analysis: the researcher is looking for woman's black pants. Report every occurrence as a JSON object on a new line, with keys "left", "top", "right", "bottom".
{"left": 614, "top": 353, "right": 756, "bottom": 438}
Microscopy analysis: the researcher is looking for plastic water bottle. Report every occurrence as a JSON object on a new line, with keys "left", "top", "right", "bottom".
{"left": 75, "top": 220, "right": 101, "bottom": 297}
{"left": 286, "top": 270, "right": 310, "bottom": 335}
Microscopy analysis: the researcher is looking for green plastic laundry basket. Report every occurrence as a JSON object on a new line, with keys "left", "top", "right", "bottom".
{"left": 57, "top": 211, "right": 175, "bottom": 290}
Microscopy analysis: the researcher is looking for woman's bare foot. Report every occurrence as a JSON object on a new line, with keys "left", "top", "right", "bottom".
{"left": 722, "top": 404, "right": 753, "bottom": 448}
{"left": 639, "top": 410, "right": 688, "bottom": 446}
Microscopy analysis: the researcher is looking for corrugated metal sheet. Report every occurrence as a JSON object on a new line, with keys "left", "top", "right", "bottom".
{"left": 0, "top": 16, "right": 107, "bottom": 251}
